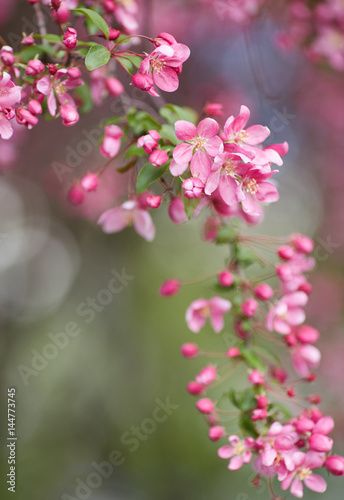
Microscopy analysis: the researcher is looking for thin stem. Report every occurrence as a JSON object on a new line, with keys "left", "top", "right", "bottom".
{"left": 34, "top": 4, "right": 47, "bottom": 39}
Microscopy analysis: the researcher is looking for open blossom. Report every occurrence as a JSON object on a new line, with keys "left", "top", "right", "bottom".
{"left": 36, "top": 68, "right": 83, "bottom": 117}
{"left": 173, "top": 118, "right": 223, "bottom": 181}
{"left": 100, "top": 125, "right": 123, "bottom": 158}
{"left": 218, "top": 435, "right": 255, "bottom": 470}
{"left": 291, "top": 344, "right": 321, "bottom": 377}
{"left": 0, "top": 72, "right": 22, "bottom": 139}
{"left": 186, "top": 297, "right": 231, "bottom": 333}
{"left": 98, "top": 200, "right": 155, "bottom": 241}
{"left": 266, "top": 292, "right": 308, "bottom": 334}
{"left": 136, "top": 38, "right": 190, "bottom": 93}
{"left": 137, "top": 130, "right": 160, "bottom": 154}
{"left": 281, "top": 451, "right": 327, "bottom": 497}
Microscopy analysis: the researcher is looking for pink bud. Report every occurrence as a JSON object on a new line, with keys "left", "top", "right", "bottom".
{"left": 149, "top": 149, "right": 169, "bottom": 167}
{"left": 146, "top": 195, "right": 162, "bottom": 209}
{"left": 63, "top": 27, "right": 78, "bottom": 49}
{"left": 287, "top": 387, "right": 296, "bottom": 397}
{"left": 137, "top": 130, "right": 160, "bottom": 154}
{"left": 196, "top": 398, "right": 215, "bottom": 414}
{"left": 53, "top": 2, "right": 70, "bottom": 23}
{"left": 132, "top": 73, "right": 154, "bottom": 91}
{"left": 291, "top": 233, "right": 314, "bottom": 254}
{"left": 81, "top": 174, "right": 98, "bottom": 192}
{"left": 187, "top": 381, "right": 205, "bottom": 395}
{"left": 325, "top": 455, "right": 344, "bottom": 476}
{"left": 16, "top": 108, "right": 39, "bottom": 128}
{"left": 168, "top": 197, "right": 188, "bottom": 224}
{"left": 313, "top": 416, "right": 334, "bottom": 435}
{"left": 181, "top": 343, "right": 199, "bottom": 359}
{"left": 104, "top": 0, "right": 115, "bottom": 13}
{"left": 234, "top": 320, "right": 249, "bottom": 340}
{"left": 308, "top": 394, "right": 322, "bottom": 404}
{"left": 296, "top": 325, "right": 320, "bottom": 344}
{"left": 208, "top": 426, "right": 224, "bottom": 441}
{"left": 106, "top": 77, "right": 124, "bottom": 97}
{"left": 25, "top": 59, "right": 45, "bottom": 75}
{"left": 0, "top": 46, "right": 15, "bottom": 66}
{"left": 306, "top": 373, "right": 317, "bottom": 382}
{"left": 108, "top": 29, "right": 121, "bottom": 40}
{"left": 276, "top": 263, "right": 293, "bottom": 281}
{"left": 22, "top": 35, "right": 35, "bottom": 46}
{"left": 182, "top": 177, "right": 204, "bottom": 199}
{"left": 203, "top": 102, "right": 223, "bottom": 116}
{"left": 252, "top": 409, "right": 267, "bottom": 421}
{"left": 310, "top": 408, "right": 323, "bottom": 423}
{"left": 60, "top": 105, "right": 79, "bottom": 127}
{"left": 271, "top": 366, "right": 287, "bottom": 384}
{"left": 277, "top": 245, "right": 295, "bottom": 260}
{"left": 48, "top": 64, "right": 58, "bottom": 75}
{"left": 196, "top": 366, "right": 217, "bottom": 385}
{"left": 285, "top": 333, "right": 297, "bottom": 347}
{"left": 295, "top": 417, "right": 314, "bottom": 434}
{"left": 257, "top": 395, "right": 268, "bottom": 409}
{"left": 28, "top": 99, "right": 42, "bottom": 115}
{"left": 67, "top": 67, "right": 82, "bottom": 79}
{"left": 159, "top": 279, "right": 180, "bottom": 297}
{"left": 218, "top": 270, "right": 234, "bottom": 287}
{"left": 254, "top": 283, "right": 274, "bottom": 300}
{"left": 68, "top": 185, "right": 84, "bottom": 205}
{"left": 241, "top": 298, "right": 258, "bottom": 317}
{"left": 298, "top": 282, "right": 313, "bottom": 295}
{"left": 248, "top": 370, "right": 265, "bottom": 385}
{"left": 51, "top": 0, "right": 62, "bottom": 10}
{"left": 309, "top": 434, "right": 333, "bottom": 452}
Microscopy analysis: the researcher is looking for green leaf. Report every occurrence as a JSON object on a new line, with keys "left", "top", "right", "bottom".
{"left": 34, "top": 34, "right": 62, "bottom": 43}
{"left": 75, "top": 84, "right": 93, "bottom": 114}
{"left": 228, "top": 388, "right": 241, "bottom": 409}
{"left": 229, "top": 388, "right": 256, "bottom": 412}
{"left": 182, "top": 197, "right": 200, "bottom": 219}
{"left": 126, "top": 108, "right": 160, "bottom": 135}
{"left": 116, "top": 56, "right": 133, "bottom": 74}
{"left": 122, "top": 54, "right": 142, "bottom": 69}
{"left": 159, "top": 124, "right": 179, "bottom": 145}
{"left": 85, "top": 44, "right": 110, "bottom": 71}
{"left": 72, "top": 8, "right": 109, "bottom": 38}
{"left": 159, "top": 104, "right": 198, "bottom": 125}
{"left": 136, "top": 162, "right": 169, "bottom": 194}
{"left": 240, "top": 346, "right": 265, "bottom": 373}
{"left": 251, "top": 344, "right": 280, "bottom": 365}
{"left": 271, "top": 403, "right": 292, "bottom": 420}
{"left": 239, "top": 414, "right": 259, "bottom": 438}
{"left": 19, "top": 45, "right": 55, "bottom": 63}
{"left": 216, "top": 225, "right": 238, "bottom": 245}
{"left": 124, "top": 143, "right": 146, "bottom": 159}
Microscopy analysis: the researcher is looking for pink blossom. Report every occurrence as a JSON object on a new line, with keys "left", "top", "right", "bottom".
{"left": 252, "top": 408, "right": 267, "bottom": 421}
{"left": 325, "top": 455, "right": 344, "bottom": 476}
{"left": 195, "top": 366, "right": 217, "bottom": 385}
{"left": 296, "top": 325, "right": 320, "bottom": 344}
{"left": 0, "top": 46, "right": 15, "bottom": 66}
{"left": 0, "top": 72, "right": 22, "bottom": 139}
{"left": 137, "top": 130, "right": 160, "bottom": 154}
{"left": 186, "top": 297, "right": 231, "bottom": 333}
{"left": 36, "top": 69, "right": 83, "bottom": 117}
{"left": 182, "top": 177, "right": 204, "bottom": 199}
{"left": 248, "top": 369, "right": 265, "bottom": 385}
{"left": 281, "top": 451, "right": 327, "bottom": 497}
{"left": 98, "top": 200, "right": 155, "bottom": 241}
{"left": 204, "top": 102, "right": 223, "bottom": 116}
{"left": 226, "top": 347, "right": 240, "bottom": 358}
{"left": 254, "top": 283, "right": 273, "bottom": 300}
{"left": 187, "top": 381, "right": 205, "bottom": 395}
{"left": 100, "top": 125, "right": 123, "bottom": 158}
{"left": 308, "top": 434, "right": 333, "bottom": 453}
{"left": 81, "top": 174, "right": 98, "bottom": 192}
{"left": 160, "top": 279, "right": 181, "bottom": 296}
{"left": 68, "top": 185, "right": 85, "bottom": 205}
{"left": 241, "top": 298, "right": 258, "bottom": 317}
{"left": 149, "top": 148, "right": 169, "bottom": 167}
{"left": 209, "top": 426, "right": 225, "bottom": 441}
{"left": 218, "top": 435, "right": 254, "bottom": 470}
{"left": 105, "top": 77, "right": 124, "bottom": 97}
{"left": 218, "top": 270, "right": 234, "bottom": 287}
{"left": 266, "top": 292, "right": 308, "bottom": 334}
{"left": 25, "top": 59, "right": 45, "bottom": 76}
{"left": 180, "top": 343, "right": 199, "bottom": 358}
{"left": 173, "top": 118, "right": 223, "bottom": 181}
{"left": 137, "top": 41, "right": 190, "bottom": 93}
{"left": 196, "top": 397, "right": 215, "bottom": 414}
{"left": 292, "top": 344, "right": 321, "bottom": 377}
{"left": 146, "top": 195, "right": 162, "bottom": 209}
{"left": 63, "top": 27, "right": 77, "bottom": 49}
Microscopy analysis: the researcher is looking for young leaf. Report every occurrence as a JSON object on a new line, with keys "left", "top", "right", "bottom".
{"left": 239, "top": 414, "right": 259, "bottom": 438}
{"left": 240, "top": 346, "right": 265, "bottom": 373}
{"left": 159, "top": 124, "right": 179, "bottom": 145}
{"left": 85, "top": 44, "right": 110, "bottom": 71}
{"left": 182, "top": 197, "right": 200, "bottom": 220}
{"left": 124, "top": 143, "right": 146, "bottom": 159}
{"left": 72, "top": 8, "right": 109, "bottom": 38}
{"left": 136, "top": 162, "right": 169, "bottom": 194}
{"left": 116, "top": 57, "right": 133, "bottom": 74}
{"left": 76, "top": 84, "right": 93, "bottom": 114}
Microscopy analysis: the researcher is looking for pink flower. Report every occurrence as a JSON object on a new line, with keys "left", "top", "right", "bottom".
{"left": 195, "top": 366, "right": 217, "bottom": 385}
{"left": 281, "top": 451, "right": 327, "bottom": 497}
{"left": 25, "top": 59, "right": 45, "bottom": 76}
{"left": 36, "top": 69, "right": 83, "bottom": 117}
{"left": 196, "top": 397, "right": 215, "bottom": 414}
{"left": 254, "top": 283, "right": 273, "bottom": 300}
{"left": 105, "top": 77, "right": 124, "bottom": 97}
{"left": 0, "top": 72, "right": 22, "bottom": 139}
{"left": 137, "top": 41, "right": 190, "bottom": 93}
{"left": 241, "top": 298, "right": 258, "bottom": 317}
{"left": 209, "top": 426, "right": 225, "bottom": 441}
{"left": 218, "top": 435, "right": 254, "bottom": 470}
{"left": 292, "top": 344, "right": 321, "bottom": 377}
{"left": 137, "top": 130, "right": 161, "bottom": 154}
{"left": 63, "top": 27, "right": 77, "bottom": 49}
{"left": 100, "top": 125, "right": 123, "bottom": 158}
{"left": 182, "top": 177, "right": 204, "bottom": 199}
{"left": 218, "top": 270, "right": 234, "bottom": 287}
{"left": 266, "top": 292, "right": 308, "bottom": 334}
{"left": 81, "top": 173, "right": 98, "bottom": 192}
{"left": 186, "top": 297, "right": 231, "bottom": 333}
{"left": 248, "top": 369, "right": 265, "bottom": 385}
{"left": 149, "top": 148, "right": 169, "bottom": 167}
{"left": 60, "top": 104, "right": 79, "bottom": 126}
{"left": 98, "top": 200, "right": 155, "bottom": 241}
{"left": 235, "top": 166, "right": 279, "bottom": 216}
{"left": 180, "top": 343, "right": 199, "bottom": 358}
{"left": 325, "top": 455, "right": 344, "bottom": 476}
{"left": 173, "top": 118, "right": 223, "bottom": 181}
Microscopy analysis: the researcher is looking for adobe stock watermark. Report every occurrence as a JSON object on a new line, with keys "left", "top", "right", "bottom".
{"left": 61, "top": 397, "right": 179, "bottom": 500}
{"left": 17, "top": 268, "right": 134, "bottom": 386}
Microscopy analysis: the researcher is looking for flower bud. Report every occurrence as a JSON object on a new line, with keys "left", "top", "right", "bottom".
{"left": 53, "top": 2, "right": 70, "bottom": 23}
{"left": 0, "top": 46, "right": 15, "bottom": 66}
{"left": 226, "top": 347, "right": 240, "bottom": 358}
{"left": 325, "top": 455, "right": 344, "bottom": 476}
{"left": 68, "top": 185, "right": 84, "bottom": 205}
{"left": 181, "top": 343, "right": 199, "bottom": 359}
{"left": 159, "top": 279, "right": 181, "bottom": 297}
{"left": 309, "top": 434, "right": 333, "bottom": 452}
{"left": 296, "top": 325, "right": 320, "bottom": 344}
{"left": 203, "top": 102, "right": 223, "bottom": 116}
{"left": 28, "top": 99, "right": 42, "bottom": 115}
{"left": 196, "top": 398, "right": 215, "bottom": 414}
{"left": 248, "top": 370, "right": 265, "bottom": 385}
{"left": 187, "top": 381, "right": 205, "bottom": 395}
{"left": 287, "top": 387, "right": 296, "bottom": 397}
{"left": 168, "top": 197, "right": 188, "bottom": 224}
{"left": 241, "top": 298, "right": 258, "bottom": 318}
{"left": 63, "top": 27, "right": 77, "bottom": 49}
{"left": 67, "top": 67, "right": 82, "bottom": 79}
{"left": 254, "top": 283, "right": 274, "bottom": 300}
{"left": 108, "top": 29, "right": 121, "bottom": 40}
{"left": 208, "top": 426, "right": 224, "bottom": 441}
{"left": 277, "top": 245, "right": 295, "bottom": 260}
{"left": 146, "top": 195, "right": 162, "bottom": 209}
{"left": 295, "top": 417, "right": 314, "bottom": 434}
{"left": 60, "top": 105, "right": 79, "bottom": 126}
{"left": 271, "top": 366, "right": 287, "bottom": 384}
{"left": 22, "top": 35, "right": 35, "bottom": 46}
{"left": 252, "top": 409, "right": 267, "bottom": 421}
{"left": 308, "top": 394, "right": 322, "bottom": 404}
{"left": 182, "top": 177, "right": 204, "bottom": 199}
{"left": 313, "top": 416, "right": 334, "bottom": 435}
{"left": 218, "top": 270, "right": 233, "bottom": 287}
{"left": 150, "top": 149, "right": 169, "bottom": 167}
{"left": 298, "top": 282, "right": 313, "bottom": 295}
{"left": 291, "top": 233, "right": 314, "bottom": 254}
{"left": 257, "top": 395, "right": 268, "bottom": 409}
{"left": 81, "top": 173, "right": 98, "bottom": 192}
{"left": 132, "top": 73, "right": 154, "bottom": 91}
{"left": 25, "top": 59, "right": 45, "bottom": 75}
{"left": 106, "top": 77, "right": 124, "bottom": 96}
{"left": 196, "top": 366, "right": 217, "bottom": 385}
